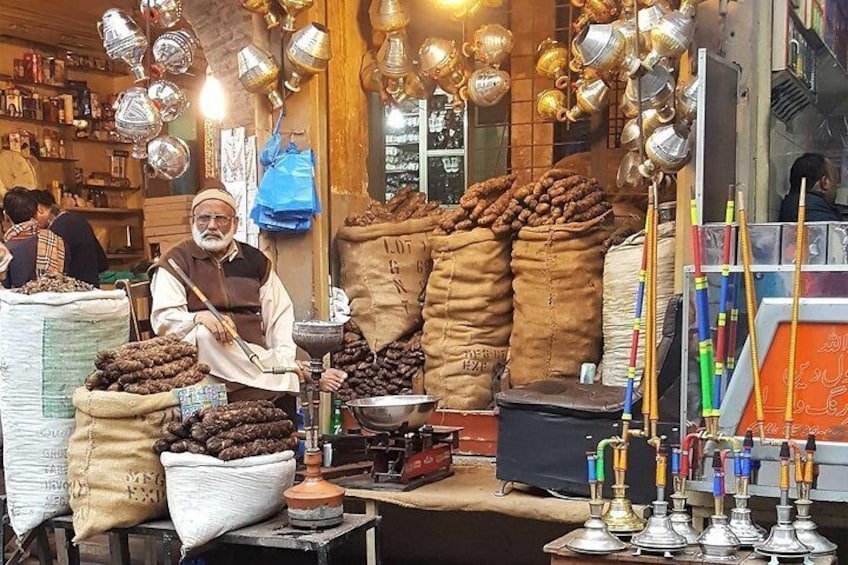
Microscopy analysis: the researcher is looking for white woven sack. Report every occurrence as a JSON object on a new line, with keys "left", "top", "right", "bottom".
{"left": 0, "top": 289, "right": 129, "bottom": 536}
{"left": 161, "top": 450, "right": 296, "bottom": 553}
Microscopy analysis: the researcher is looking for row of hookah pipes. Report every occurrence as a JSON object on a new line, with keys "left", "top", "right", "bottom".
{"left": 583, "top": 174, "right": 834, "bottom": 559}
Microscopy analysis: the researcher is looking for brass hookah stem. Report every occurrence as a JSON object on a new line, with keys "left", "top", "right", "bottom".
{"left": 785, "top": 178, "right": 806, "bottom": 440}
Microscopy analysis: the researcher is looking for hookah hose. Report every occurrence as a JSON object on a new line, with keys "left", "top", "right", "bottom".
{"left": 648, "top": 203, "right": 660, "bottom": 435}
{"left": 786, "top": 178, "right": 807, "bottom": 439}
{"left": 725, "top": 273, "right": 741, "bottom": 377}
{"left": 642, "top": 202, "right": 655, "bottom": 429}
{"left": 623, "top": 208, "right": 652, "bottom": 430}
{"left": 690, "top": 199, "right": 715, "bottom": 421}
{"left": 737, "top": 191, "right": 765, "bottom": 441}
{"left": 712, "top": 186, "right": 736, "bottom": 418}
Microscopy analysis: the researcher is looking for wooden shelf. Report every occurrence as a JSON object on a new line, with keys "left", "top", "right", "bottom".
{"left": 83, "top": 184, "right": 139, "bottom": 192}
{"left": 73, "top": 137, "right": 131, "bottom": 146}
{"left": 66, "top": 65, "right": 130, "bottom": 78}
{"left": 38, "top": 157, "right": 78, "bottom": 163}
{"left": 0, "top": 74, "right": 75, "bottom": 93}
{"left": 64, "top": 207, "right": 142, "bottom": 215}
{"left": 0, "top": 115, "right": 72, "bottom": 129}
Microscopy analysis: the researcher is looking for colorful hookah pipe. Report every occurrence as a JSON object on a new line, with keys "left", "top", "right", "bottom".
{"left": 742, "top": 430, "right": 754, "bottom": 492}
{"left": 712, "top": 451, "right": 726, "bottom": 516}
{"left": 804, "top": 434, "right": 816, "bottom": 487}
{"left": 689, "top": 198, "right": 715, "bottom": 424}
{"left": 587, "top": 450, "right": 599, "bottom": 498}
{"left": 725, "top": 272, "right": 741, "bottom": 376}
{"left": 712, "top": 186, "right": 736, "bottom": 418}
{"left": 623, "top": 210, "right": 652, "bottom": 434}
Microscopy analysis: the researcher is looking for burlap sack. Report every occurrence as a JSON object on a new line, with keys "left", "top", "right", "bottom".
{"left": 509, "top": 211, "right": 613, "bottom": 386}
{"left": 337, "top": 218, "right": 435, "bottom": 351}
{"left": 68, "top": 388, "right": 181, "bottom": 542}
{"left": 423, "top": 229, "right": 512, "bottom": 409}
{"left": 600, "top": 223, "right": 676, "bottom": 387}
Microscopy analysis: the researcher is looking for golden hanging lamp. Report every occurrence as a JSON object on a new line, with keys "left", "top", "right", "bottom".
{"left": 535, "top": 38, "right": 570, "bottom": 89}
{"left": 536, "top": 89, "right": 569, "bottom": 122}
{"left": 237, "top": 44, "right": 285, "bottom": 109}
{"left": 279, "top": 0, "right": 314, "bottom": 32}
{"left": 237, "top": 0, "right": 280, "bottom": 29}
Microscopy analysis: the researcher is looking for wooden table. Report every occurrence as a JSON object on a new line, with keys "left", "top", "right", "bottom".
{"left": 544, "top": 531, "right": 837, "bottom": 564}
{"left": 45, "top": 513, "right": 380, "bottom": 565}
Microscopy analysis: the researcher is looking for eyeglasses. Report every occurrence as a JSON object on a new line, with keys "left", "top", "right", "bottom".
{"left": 193, "top": 213, "right": 234, "bottom": 229}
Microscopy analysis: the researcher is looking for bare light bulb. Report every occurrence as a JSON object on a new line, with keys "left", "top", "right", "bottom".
{"left": 200, "top": 70, "right": 226, "bottom": 121}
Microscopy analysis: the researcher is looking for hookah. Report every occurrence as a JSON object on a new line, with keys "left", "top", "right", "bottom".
{"left": 728, "top": 430, "right": 766, "bottom": 546}
{"left": 668, "top": 442, "right": 699, "bottom": 544}
{"left": 755, "top": 442, "right": 813, "bottom": 564}
{"left": 564, "top": 450, "right": 627, "bottom": 554}
{"left": 631, "top": 437, "right": 687, "bottom": 557}
{"left": 793, "top": 435, "right": 837, "bottom": 556}
{"left": 696, "top": 450, "right": 741, "bottom": 561}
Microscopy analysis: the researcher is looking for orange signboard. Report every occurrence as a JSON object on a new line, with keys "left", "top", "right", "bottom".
{"left": 736, "top": 322, "right": 848, "bottom": 442}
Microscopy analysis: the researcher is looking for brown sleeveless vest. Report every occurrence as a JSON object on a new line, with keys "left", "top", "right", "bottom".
{"left": 151, "top": 239, "right": 272, "bottom": 346}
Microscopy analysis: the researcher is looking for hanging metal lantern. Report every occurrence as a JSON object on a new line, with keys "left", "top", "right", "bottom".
{"left": 462, "top": 24, "right": 514, "bottom": 68}
{"left": 535, "top": 38, "right": 570, "bottom": 89}
{"left": 98, "top": 9, "right": 148, "bottom": 82}
{"left": 676, "top": 75, "right": 700, "bottom": 124}
{"left": 419, "top": 38, "right": 469, "bottom": 90}
{"left": 279, "top": 0, "right": 314, "bottom": 32}
{"left": 369, "top": 0, "right": 411, "bottom": 33}
{"left": 147, "top": 79, "right": 189, "bottom": 122}
{"left": 573, "top": 0, "right": 620, "bottom": 31}
{"left": 237, "top": 44, "right": 284, "bottom": 109}
{"left": 152, "top": 29, "right": 197, "bottom": 75}
{"left": 285, "top": 23, "right": 332, "bottom": 92}
{"left": 536, "top": 89, "right": 569, "bottom": 122}
{"left": 237, "top": 0, "right": 280, "bottom": 29}
{"left": 566, "top": 77, "right": 609, "bottom": 121}
{"left": 625, "top": 63, "right": 675, "bottom": 111}
{"left": 643, "top": 6, "right": 696, "bottom": 69}
{"left": 462, "top": 66, "right": 511, "bottom": 107}
{"left": 639, "top": 123, "right": 692, "bottom": 177}
{"left": 115, "top": 87, "right": 163, "bottom": 160}
{"left": 376, "top": 31, "right": 412, "bottom": 79}
{"left": 146, "top": 135, "right": 190, "bottom": 180}
{"left": 140, "top": 0, "right": 183, "bottom": 29}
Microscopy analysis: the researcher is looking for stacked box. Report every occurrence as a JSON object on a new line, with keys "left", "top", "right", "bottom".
{"left": 144, "top": 195, "right": 193, "bottom": 255}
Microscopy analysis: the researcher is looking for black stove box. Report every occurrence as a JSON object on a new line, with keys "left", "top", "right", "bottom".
{"left": 495, "top": 296, "right": 682, "bottom": 505}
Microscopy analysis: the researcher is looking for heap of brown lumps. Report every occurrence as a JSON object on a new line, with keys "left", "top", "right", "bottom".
{"left": 435, "top": 169, "right": 611, "bottom": 235}
{"left": 86, "top": 336, "right": 209, "bottom": 394}
{"left": 155, "top": 400, "right": 298, "bottom": 461}
{"left": 332, "top": 322, "right": 422, "bottom": 402}
{"left": 344, "top": 187, "right": 446, "bottom": 227}
{"left": 14, "top": 272, "right": 95, "bottom": 294}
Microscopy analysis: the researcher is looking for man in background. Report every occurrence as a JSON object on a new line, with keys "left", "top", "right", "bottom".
{"left": 2, "top": 187, "right": 66, "bottom": 288}
{"left": 779, "top": 153, "right": 843, "bottom": 222}
{"left": 31, "top": 190, "right": 108, "bottom": 286}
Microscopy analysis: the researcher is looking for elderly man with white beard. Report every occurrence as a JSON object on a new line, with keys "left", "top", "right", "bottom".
{"left": 149, "top": 187, "right": 345, "bottom": 401}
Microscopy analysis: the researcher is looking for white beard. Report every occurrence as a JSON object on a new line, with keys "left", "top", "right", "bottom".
{"left": 192, "top": 225, "right": 235, "bottom": 254}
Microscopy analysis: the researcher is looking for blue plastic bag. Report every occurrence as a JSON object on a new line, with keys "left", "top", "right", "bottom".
{"left": 256, "top": 142, "right": 318, "bottom": 214}
{"left": 259, "top": 110, "right": 285, "bottom": 167}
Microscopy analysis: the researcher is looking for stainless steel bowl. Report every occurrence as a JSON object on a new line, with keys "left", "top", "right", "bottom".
{"left": 346, "top": 395, "right": 439, "bottom": 433}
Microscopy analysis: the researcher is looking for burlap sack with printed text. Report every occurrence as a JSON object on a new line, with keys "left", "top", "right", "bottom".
{"left": 68, "top": 388, "right": 180, "bottom": 542}
{"left": 337, "top": 218, "right": 435, "bottom": 352}
{"left": 423, "top": 229, "right": 512, "bottom": 409}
